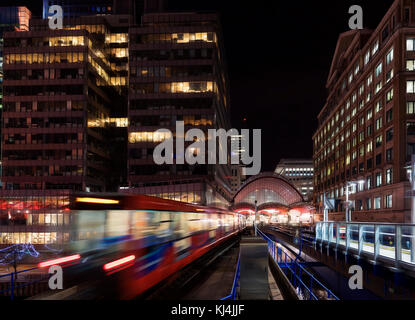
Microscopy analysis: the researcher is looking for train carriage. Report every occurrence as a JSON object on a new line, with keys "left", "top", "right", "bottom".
{"left": 38, "top": 193, "right": 245, "bottom": 298}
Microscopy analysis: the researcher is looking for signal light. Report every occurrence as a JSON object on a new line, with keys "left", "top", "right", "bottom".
{"left": 38, "top": 254, "right": 81, "bottom": 268}
{"left": 103, "top": 255, "right": 136, "bottom": 271}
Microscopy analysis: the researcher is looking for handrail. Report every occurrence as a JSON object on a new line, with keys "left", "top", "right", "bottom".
{"left": 317, "top": 221, "right": 415, "bottom": 227}
{"left": 315, "top": 221, "right": 415, "bottom": 267}
{"left": 256, "top": 227, "right": 339, "bottom": 300}
{"left": 220, "top": 252, "right": 241, "bottom": 300}
{"left": 0, "top": 267, "right": 49, "bottom": 300}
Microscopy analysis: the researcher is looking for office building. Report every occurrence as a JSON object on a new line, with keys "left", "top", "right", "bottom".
{"left": 275, "top": 159, "right": 314, "bottom": 201}
{"left": 313, "top": 0, "right": 415, "bottom": 222}
{"left": 126, "top": 11, "right": 233, "bottom": 207}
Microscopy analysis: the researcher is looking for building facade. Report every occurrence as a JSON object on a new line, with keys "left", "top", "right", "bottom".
{"left": 313, "top": 0, "right": 415, "bottom": 223}
{"left": 0, "top": 1, "right": 234, "bottom": 250}
{"left": 1, "top": 15, "right": 130, "bottom": 193}
{"left": 0, "top": 7, "right": 31, "bottom": 189}
{"left": 126, "top": 12, "right": 233, "bottom": 207}
{"left": 275, "top": 159, "right": 314, "bottom": 201}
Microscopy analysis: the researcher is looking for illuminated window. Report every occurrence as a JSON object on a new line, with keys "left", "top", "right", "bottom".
{"left": 375, "top": 63, "right": 382, "bottom": 77}
{"left": 385, "top": 194, "right": 392, "bottom": 208}
{"left": 407, "top": 38, "right": 415, "bottom": 51}
{"left": 386, "top": 48, "right": 394, "bottom": 65}
{"left": 128, "top": 131, "right": 172, "bottom": 143}
{"left": 407, "top": 60, "right": 415, "bottom": 71}
{"left": 374, "top": 196, "right": 381, "bottom": 209}
{"left": 372, "top": 41, "right": 379, "bottom": 55}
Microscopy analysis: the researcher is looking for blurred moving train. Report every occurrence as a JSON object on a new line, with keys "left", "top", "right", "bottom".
{"left": 37, "top": 194, "right": 246, "bottom": 299}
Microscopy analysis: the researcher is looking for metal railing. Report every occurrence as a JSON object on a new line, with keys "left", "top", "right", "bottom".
{"left": 257, "top": 228, "right": 339, "bottom": 300}
{"left": 220, "top": 253, "right": 241, "bottom": 300}
{"left": 315, "top": 222, "right": 415, "bottom": 267}
{"left": 0, "top": 268, "right": 49, "bottom": 300}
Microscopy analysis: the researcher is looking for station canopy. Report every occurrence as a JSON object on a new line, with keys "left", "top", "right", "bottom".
{"left": 232, "top": 173, "right": 309, "bottom": 215}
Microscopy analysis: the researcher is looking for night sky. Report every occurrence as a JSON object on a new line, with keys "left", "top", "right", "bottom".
{"left": 1, "top": 0, "right": 396, "bottom": 171}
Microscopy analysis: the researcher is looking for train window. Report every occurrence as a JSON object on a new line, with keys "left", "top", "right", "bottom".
{"left": 106, "top": 210, "right": 130, "bottom": 237}
{"left": 76, "top": 210, "right": 105, "bottom": 240}
{"left": 186, "top": 212, "right": 201, "bottom": 234}
{"left": 131, "top": 210, "right": 148, "bottom": 238}
{"left": 155, "top": 212, "right": 172, "bottom": 236}
{"left": 147, "top": 210, "right": 161, "bottom": 228}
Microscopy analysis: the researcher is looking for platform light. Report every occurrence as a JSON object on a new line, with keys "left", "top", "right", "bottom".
{"left": 76, "top": 197, "right": 119, "bottom": 204}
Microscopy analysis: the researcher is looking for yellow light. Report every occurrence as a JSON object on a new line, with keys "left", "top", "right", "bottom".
{"left": 76, "top": 197, "right": 119, "bottom": 204}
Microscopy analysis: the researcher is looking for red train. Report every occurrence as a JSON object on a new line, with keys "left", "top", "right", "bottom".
{"left": 37, "top": 193, "right": 245, "bottom": 299}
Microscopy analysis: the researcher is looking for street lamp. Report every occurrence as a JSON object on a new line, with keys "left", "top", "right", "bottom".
{"left": 345, "top": 179, "right": 365, "bottom": 222}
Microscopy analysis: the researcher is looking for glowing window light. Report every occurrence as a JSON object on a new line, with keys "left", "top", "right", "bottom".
{"left": 103, "top": 255, "right": 136, "bottom": 271}
{"left": 76, "top": 197, "right": 119, "bottom": 204}
{"left": 38, "top": 254, "right": 81, "bottom": 268}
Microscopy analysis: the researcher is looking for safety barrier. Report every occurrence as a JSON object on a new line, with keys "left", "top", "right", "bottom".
{"left": 315, "top": 222, "right": 415, "bottom": 266}
{"left": 220, "top": 253, "right": 241, "bottom": 300}
{"left": 257, "top": 228, "right": 339, "bottom": 300}
{"left": 0, "top": 268, "right": 49, "bottom": 300}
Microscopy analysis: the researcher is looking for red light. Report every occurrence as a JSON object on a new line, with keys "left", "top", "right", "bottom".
{"left": 103, "top": 255, "right": 136, "bottom": 271}
{"left": 38, "top": 254, "right": 81, "bottom": 268}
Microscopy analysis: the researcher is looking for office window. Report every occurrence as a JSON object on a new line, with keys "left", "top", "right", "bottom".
{"left": 366, "top": 176, "right": 372, "bottom": 190}
{"left": 376, "top": 172, "right": 382, "bottom": 187}
{"left": 376, "top": 153, "right": 382, "bottom": 165}
{"left": 386, "top": 128, "right": 393, "bottom": 142}
{"left": 376, "top": 101, "right": 382, "bottom": 113}
{"left": 367, "top": 74, "right": 373, "bottom": 86}
{"left": 376, "top": 135, "right": 382, "bottom": 148}
{"left": 349, "top": 73, "right": 353, "bottom": 84}
{"left": 385, "top": 194, "right": 392, "bottom": 208}
{"left": 366, "top": 198, "right": 372, "bottom": 210}
{"left": 407, "top": 60, "right": 415, "bottom": 71}
{"left": 376, "top": 117, "right": 383, "bottom": 130}
{"left": 375, "top": 82, "right": 382, "bottom": 94}
{"left": 376, "top": 63, "right": 383, "bottom": 77}
{"left": 386, "top": 48, "right": 394, "bottom": 65}
{"left": 367, "top": 158, "right": 373, "bottom": 170}
{"left": 386, "top": 148, "right": 393, "bottom": 162}
{"left": 408, "top": 102, "right": 415, "bottom": 114}
{"left": 386, "top": 69, "right": 393, "bottom": 83}
{"left": 372, "top": 41, "right": 379, "bottom": 55}
{"left": 367, "top": 124, "right": 373, "bottom": 136}
{"left": 374, "top": 197, "right": 381, "bottom": 209}
{"left": 386, "top": 89, "right": 394, "bottom": 102}
{"left": 407, "top": 38, "right": 415, "bottom": 51}
{"left": 364, "top": 51, "right": 370, "bottom": 65}
{"left": 367, "top": 141, "right": 373, "bottom": 153}
{"left": 386, "top": 168, "right": 392, "bottom": 184}
{"left": 386, "top": 109, "right": 393, "bottom": 123}
{"left": 408, "top": 81, "right": 415, "bottom": 93}
{"left": 367, "top": 109, "right": 373, "bottom": 120}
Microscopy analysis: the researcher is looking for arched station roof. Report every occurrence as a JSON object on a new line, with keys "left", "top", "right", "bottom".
{"left": 233, "top": 172, "right": 304, "bottom": 210}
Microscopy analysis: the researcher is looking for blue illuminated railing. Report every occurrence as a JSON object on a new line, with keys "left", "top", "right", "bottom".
{"left": 256, "top": 228, "right": 339, "bottom": 300}
{"left": 0, "top": 268, "right": 49, "bottom": 300}
{"left": 220, "top": 253, "right": 241, "bottom": 300}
